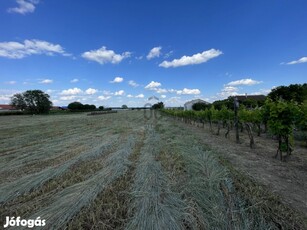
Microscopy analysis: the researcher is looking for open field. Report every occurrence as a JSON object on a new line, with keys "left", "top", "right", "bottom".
{"left": 0, "top": 111, "right": 306, "bottom": 229}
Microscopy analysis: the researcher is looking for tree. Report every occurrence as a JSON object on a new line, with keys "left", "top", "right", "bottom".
{"left": 122, "top": 104, "right": 128, "bottom": 109}
{"left": 152, "top": 102, "right": 164, "bottom": 109}
{"left": 268, "top": 83, "right": 307, "bottom": 104}
{"left": 192, "top": 102, "right": 210, "bottom": 111}
{"left": 68, "top": 102, "right": 83, "bottom": 111}
{"left": 98, "top": 106, "right": 104, "bottom": 110}
{"left": 68, "top": 102, "right": 96, "bottom": 111}
{"left": 10, "top": 90, "right": 52, "bottom": 114}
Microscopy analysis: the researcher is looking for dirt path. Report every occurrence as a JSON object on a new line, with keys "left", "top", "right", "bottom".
{"left": 170, "top": 118, "right": 307, "bottom": 218}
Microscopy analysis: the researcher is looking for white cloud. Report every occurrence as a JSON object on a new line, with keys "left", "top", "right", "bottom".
{"left": 46, "top": 89, "right": 56, "bottom": 93}
{"left": 39, "top": 79, "right": 53, "bottom": 84}
{"left": 98, "top": 95, "right": 111, "bottom": 100}
{"left": 128, "top": 80, "right": 139, "bottom": 87}
{"left": 5, "top": 81, "right": 17, "bottom": 85}
{"left": 286, "top": 57, "right": 307, "bottom": 65}
{"left": 85, "top": 88, "right": 98, "bottom": 95}
{"left": 159, "top": 48, "right": 222, "bottom": 68}
{"left": 81, "top": 46, "right": 131, "bottom": 64}
{"left": 161, "top": 95, "right": 166, "bottom": 98}
{"left": 147, "top": 46, "right": 162, "bottom": 60}
{"left": 0, "top": 39, "right": 69, "bottom": 59}
{"left": 176, "top": 88, "right": 201, "bottom": 95}
{"left": 114, "top": 90, "right": 125, "bottom": 96}
{"left": 165, "top": 96, "right": 184, "bottom": 106}
{"left": 59, "top": 95, "right": 76, "bottom": 101}
{"left": 8, "top": 0, "right": 39, "bottom": 15}
{"left": 135, "top": 94, "right": 144, "bottom": 98}
{"left": 227, "top": 78, "right": 262, "bottom": 86}
{"left": 102, "top": 90, "right": 113, "bottom": 96}
{"left": 145, "top": 81, "right": 161, "bottom": 89}
{"left": 218, "top": 85, "right": 239, "bottom": 98}
{"left": 156, "top": 88, "right": 167, "bottom": 94}
{"left": 60, "top": 88, "right": 83, "bottom": 95}
{"left": 110, "top": 77, "right": 124, "bottom": 83}
{"left": 127, "top": 94, "right": 133, "bottom": 98}
{"left": 70, "top": 78, "right": 79, "bottom": 83}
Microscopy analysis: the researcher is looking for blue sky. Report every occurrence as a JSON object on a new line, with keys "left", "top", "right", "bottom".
{"left": 0, "top": 0, "right": 306, "bottom": 107}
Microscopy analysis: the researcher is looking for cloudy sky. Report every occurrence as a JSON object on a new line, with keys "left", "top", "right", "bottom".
{"left": 0, "top": 0, "right": 306, "bottom": 107}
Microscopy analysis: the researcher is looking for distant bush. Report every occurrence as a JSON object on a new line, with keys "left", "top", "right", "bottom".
{"left": 68, "top": 102, "right": 96, "bottom": 112}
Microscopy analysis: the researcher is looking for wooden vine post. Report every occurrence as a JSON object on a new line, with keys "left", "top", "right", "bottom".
{"left": 234, "top": 97, "right": 240, "bottom": 143}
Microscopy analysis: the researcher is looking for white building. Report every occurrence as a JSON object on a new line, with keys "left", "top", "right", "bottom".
{"left": 184, "top": 99, "right": 209, "bottom": 110}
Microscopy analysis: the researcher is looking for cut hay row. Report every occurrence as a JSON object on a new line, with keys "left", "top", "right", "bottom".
{"left": 126, "top": 127, "right": 189, "bottom": 230}
{"left": 87, "top": 110, "right": 118, "bottom": 115}
{"left": 0, "top": 135, "right": 119, "bottom": 203}
{"left": 24, "top": 135, "right": 136, "bottom": 229}
{"left": 157, "top": 117, "right": 276, "bottom": 229}
{"left": 0, "top": 118, "right": 112, "bottom": 163}
{"left": 67, "top": 131, "right": 146, "bottom": 229}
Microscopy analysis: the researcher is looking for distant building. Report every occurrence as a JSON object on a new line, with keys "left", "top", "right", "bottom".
{"left": 50, "top": 106, "right": 67, "bottom": 111}
{"left": 184, "top": 99, "right": 209, "bottom": 110}
{"left": 234, "top": 94, "right": 266, "bottom": 102}
{"left": 0, "top": 104, "right": 18, "bottom": 112}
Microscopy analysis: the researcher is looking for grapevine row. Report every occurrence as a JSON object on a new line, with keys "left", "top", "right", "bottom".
{"left": 162, "top": 99, "right": 307, "bottom": 161}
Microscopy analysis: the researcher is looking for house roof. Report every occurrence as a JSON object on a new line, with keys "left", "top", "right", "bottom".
{"left": 0, "top": 104, "right": 16, "bottom": 110}
{"left": 233, "top": 95, "right": 266, "bottom": 101}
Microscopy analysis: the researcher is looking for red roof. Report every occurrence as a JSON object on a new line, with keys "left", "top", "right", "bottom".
{"left": 0, "top": 104, "right": 16, "bottom": 110}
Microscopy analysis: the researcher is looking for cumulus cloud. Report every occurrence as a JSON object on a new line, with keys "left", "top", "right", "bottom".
{"left": 98, "top": 95, "right": 111, "bottom": 100}
{"left": 0, "top": 89, "right": 21, "bottom": 103}
{"left": 0, "top": 39, "right": 69, "bottom": 59}
{"left": 59, "top": 96, "right": 76, "bottom": 101}
{"left": 161, "top": 95, "right": 166, "bottom": 98}
{"left": 218, "top": 86, "right": 239, "bottom": 98}
{"left": 227, "top": 78, "right": 262, "bottom": 86}
{"left": 159, "top": 48, "right": 222, "bottom": 68}
{"left": 145, "top": 81, "right": 162, "bottom": 89}
{"left": 85, "top": 88, "right": 98, "bottom": 95}
{"left": 8, "top": 0, "right": 39, "bottom": 15}
{"left": 286, "top": 57, "right": 307, "bottom": 65}
{"left": 135, "top": 94, "right": 144, "bottom": 98}
{"left": 176, "top": 88, "right": 201, "bottom": 95}
{"left": 155, "top": 88, "right": 167, "bottom": 94}
{"left": 147, "top": 46, "right": 162, "bottom": 60}
{"left": 110, "top": 77, "right": 124, "bottom": 83}
{"left": 60, "top": 88, "right": 83, "bottom": 95}
{"left": 127, "top": 94, "right": 133, "bottom": 98}
{"left": 82, "top": 46, "right": 131, "bottom": 64}
{"left": 70, "top": 78, "right": 79, "bottom": 83}
{"left": 114, "top": 90, "right": 125, "bottom": 96}
{"left": 39, "top": 79, "right": 53, "bottom": 84}
{"left": 128, "top": 80, "right": 139, "bottom": 87}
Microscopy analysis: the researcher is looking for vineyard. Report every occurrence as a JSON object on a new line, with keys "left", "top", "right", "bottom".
{"left": 0, "top": 111, "right": 306, "bottom": 229}
{"left": 163, "top": 99, "right": 307, "bottom": 161}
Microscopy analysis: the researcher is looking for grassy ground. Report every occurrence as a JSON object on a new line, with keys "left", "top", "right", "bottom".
{"left": 0, "top": 111, "right": 306, "bottom": 229}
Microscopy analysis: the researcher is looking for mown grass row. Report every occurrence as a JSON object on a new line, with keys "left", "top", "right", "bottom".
{"left": 159, "top": 115, "right": 307, "bottom": 229}
{"left": 155, "top": 117, "right": 277, "bottom": 229}
{"left": 67, "top": 129, "right": 146, "bottom": 229}
{"left": 126, "top": 126, "right": 190, "bottom": 230}
{"left": 22, "top": 135, "right": 137, "bottom": 229}
{"left": 0, "top": 135, "right": 119, "bottom": 204}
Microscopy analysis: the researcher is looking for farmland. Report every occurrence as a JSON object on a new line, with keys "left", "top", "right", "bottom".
{"left": 0, "top": 111, "right": 306, "bottom": 229}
